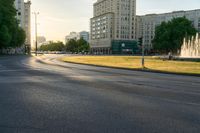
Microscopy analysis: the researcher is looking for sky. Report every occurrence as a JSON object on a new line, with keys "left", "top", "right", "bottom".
{"left": 31, "top": 0, "right": 200, "bottom": 43}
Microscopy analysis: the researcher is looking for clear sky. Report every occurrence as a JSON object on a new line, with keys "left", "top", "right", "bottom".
{"left": 31, "top": 0, "right": 200, "bottom": 43}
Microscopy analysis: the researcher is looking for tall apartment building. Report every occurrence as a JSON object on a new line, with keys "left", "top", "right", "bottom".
{"left": 14, "top": 0, "right": 31, "bottom": 52}
{"left": 137, "top": 9, "right": 200, "bottom": 51}
{"left": 24, "top": 1, "right": 31, "bottom": 51}
{"left": 65, "top": 31, "right": 90, "bottom": 44}
{"left": 90, "top": 0, "right": 138, "bottom": 54}
{"left": 15, "top": 0, "right": 25, "bottom": 28}
{"left": 79, "top": 31, "right": 89, "bottom": 43}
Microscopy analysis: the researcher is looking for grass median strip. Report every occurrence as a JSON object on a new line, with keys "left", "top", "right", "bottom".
{"left": 60, "top": 56, "right": 200, "bottom": 75}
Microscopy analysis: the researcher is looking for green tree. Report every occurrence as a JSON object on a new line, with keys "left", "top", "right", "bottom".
{"left": 16, "top": 27, "right": 26, "bottom": 47}
{"left": 65, "top": 39, "right": 78, "bottom": 52}
{"left": 0, "top": 25, "right": 11, "bottom": 48}
{"left": 66, "top": 38, "right": 90, "bottom": 53}
{"left": 152, "top": 17, "right": 197, "bottom": 54}
{"left": 77, "top": 38, "right": 90, "bottom": 52}
{"left": 10, "top": 26, "right": 26, "bottom": 48}
{"left": 0, "top": 0, "right": 26, "bottom": 49}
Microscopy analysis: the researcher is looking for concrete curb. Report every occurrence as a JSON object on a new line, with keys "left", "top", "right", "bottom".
{"left": 61, "top": 60, "right": 200, "bottom": 77}
{"left": 33, "top": 55, "right": 200, "bottom": 77}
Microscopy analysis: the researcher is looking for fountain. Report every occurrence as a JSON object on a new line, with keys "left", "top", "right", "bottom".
{"left": 180, "top": 33, "right": 200, "bottom": 58}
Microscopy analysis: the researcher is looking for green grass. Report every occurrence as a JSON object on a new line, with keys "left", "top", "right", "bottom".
{"left": 61, "top": 56, "right": 200, "bottom": 75}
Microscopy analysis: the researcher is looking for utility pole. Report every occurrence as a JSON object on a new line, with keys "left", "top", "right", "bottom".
{"left": 32, "top": 12, "right": 39, "bottom": 56}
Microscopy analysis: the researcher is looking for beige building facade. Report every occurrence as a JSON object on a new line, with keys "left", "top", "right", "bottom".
{"left": 90, "top": 0, "right": 137, "bottom": 54}
{"left": 137, "top": 9, "right": 200, "bottom": 51}
{"left": 15, "top": 0, "right": 31, "bottom": 52}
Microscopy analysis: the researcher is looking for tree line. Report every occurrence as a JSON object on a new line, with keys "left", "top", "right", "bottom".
{"left": 0, "top": 0, "right": 26, "bottom": 49}
{"left": 39, "top": 41, "right": 65, "bottom": 51}
{"left": 39, "top": 38, "right": 90, "bottom": 53}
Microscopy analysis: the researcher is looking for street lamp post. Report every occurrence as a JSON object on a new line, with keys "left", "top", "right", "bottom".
{"left": 139, "top": 37, "right": 145, "bottom": 69}
{"left": 32, "top": 12, "right": 39, "bottom": 56}
{"left": 142, "top": 43, "right": 145, "bottom": 69}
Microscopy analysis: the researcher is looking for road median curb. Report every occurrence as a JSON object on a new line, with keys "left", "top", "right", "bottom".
{"left": 61, "top": 60, "right": 200, "bottom": 77}
{"left": 33, "top": 56, "right": 200, "bottom": 77}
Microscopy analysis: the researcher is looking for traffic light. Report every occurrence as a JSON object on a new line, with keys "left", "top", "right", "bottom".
{"left": 138, "top": 37, "right": 143, "bottom": 46}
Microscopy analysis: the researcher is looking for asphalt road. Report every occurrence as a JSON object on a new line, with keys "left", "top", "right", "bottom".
{"left": 0, "top": 55, "right": 200, "bottom": 133}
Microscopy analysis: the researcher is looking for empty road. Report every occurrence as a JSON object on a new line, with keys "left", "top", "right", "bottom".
{"left": 0, "top": 55, "right": 200, "bottom": 133}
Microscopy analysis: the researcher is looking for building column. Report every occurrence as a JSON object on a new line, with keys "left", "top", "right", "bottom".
{"left": 108, "top": 48, "right": 110, "bottom": 55}
{"left": 98, "top": 48, "right": 100, "bottom": 55}
{"left": 103, "top": 48, "right": 105, "bottom": 55}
